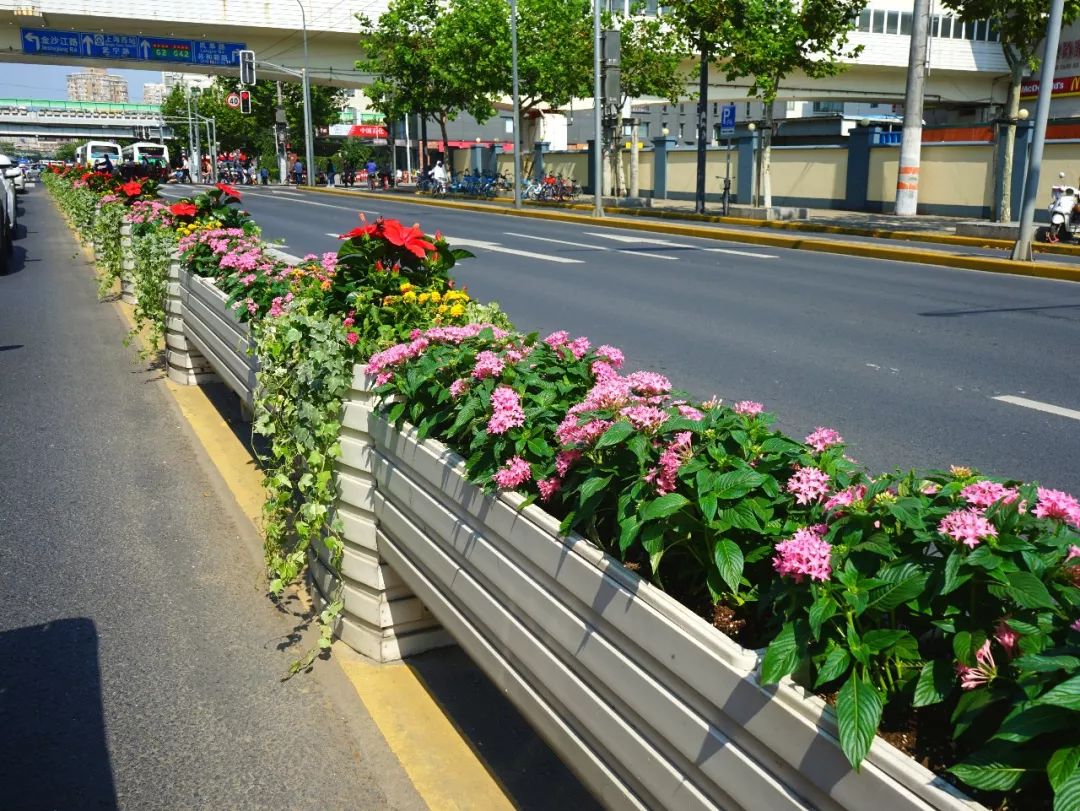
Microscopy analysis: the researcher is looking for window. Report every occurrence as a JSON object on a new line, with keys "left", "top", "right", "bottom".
{"left": 930, "top": 15, "right": 939, "bottom": 37}
{"left": 786, "top": 101, "right": 797, "bottom": 111}
{"left": 871, "top": 10, "right": 885, "bottom": 33}
{"left": 812, "top": 101, "right": 844, "bottom": 114}
{"left": 900, "top": 12, "right": 912, "bottom": 36}
{"left": 939, "top": 16, "right": 953, "bottom": 38}
{"left": 886, "top": 11, "right": 899, "bottom": 34}
{"left": 972, "top": 20, "right": 985, "bottom": 40}
{"left": 964, "top": 20, "right": 977, "bottom": 40}
{"left": 988, "top": 20, "right": 1001, "bottom": 42}
{"left": 638, "top": 122, "right": 649, "bottom": 138}
{"left": 857, "top": 9, "right": 871, "bottom": 31}
{"left": 503, "top": 117, "right": 513, "bottom": 133}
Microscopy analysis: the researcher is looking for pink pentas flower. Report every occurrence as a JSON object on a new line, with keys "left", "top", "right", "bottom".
{"left": 472, "top": 350, "right": 505, "bottom": 380}
{"left": 921, "top": 481, "right": 941, "bottom": 495}
{"left": 644, "top": 432, "right": 693, "bottom": 495}
{"left": 1073, "top": 619, "right": 1080, "bottom": 633}
{"left": 346, "top": 332, "right": 359, "bottom": 346}
{"left": 1065, "top": 545, "right": 1080, "bottom": 587}
{"left": 582, "top": 377, "right": 633, "bottom": 410}
{"left": 823, "top": 484, "right": 867, "bottom": 513}
{"left": 1034, "top": 487, "right": 1080, "bottom": 527}
{"left": 620, "top": 405, "right": 670, "bottom": 433}
{"left": 537, "top": 477, "right": 561, "bottom": 502}
{"left": 487, "top": 386, "right": 525, "bottom": 435}
{"left": 544, "top": 330, "right": 569, "bottom": 349}
{"left": 938, "top": 508, "right": 997, "bottom": 549}
{"left": 805, "top": 427, "right": 844, "bottom": 453}
{"left": 957, "top": 641, "right": 997, "bottom": 691}
{"left": 595, "top": 345, "right": 624, "bottom": 368}
{"left": 568, "top": 336, "right": 591, "bottom": 359}
{"left": 994, "top": 620, "right": 1021, "bottom": 659}
{"left": 493, "top": 456, "right": 532, "bottom": 490}
{"left": 555, "top": 450, "right": 582, "bottom": 478}
{"left": 961, "top": 480, "right": 1021, "bottom": 509}
{"left": 786, "top": 466, "right": 831, "bottom": 505}
{"left": 627, "top": 371, "right": 672, "bottom": 396}
{"left": 591, "top": 360, "right": 619, "bottom": 381}
{"left": 677, "top": 404, "right": 705, "bottom": 421}
{"left": 734, "top": 400, "right": 764, "bottom": 416}
{"left": 773, "top": 525, "right": 832, "bottom": 583}
{"left": 449, "top": 378, "right": 470, "bottom": 398}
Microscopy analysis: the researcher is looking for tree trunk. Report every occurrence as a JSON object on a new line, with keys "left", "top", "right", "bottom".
{"left": 762, "top": 92, "right": 776, "bottom": 209}
{"left": 630, "top": 119, "right": 640, "bottom": 198}
{"left": 438, "top": 111, "right": 450, "bottom": 169}
{"left": 613, "top": 142, "right": 626, "bottom": 197}
{"left": 999, "top": 56, "right": 1025, "bottom": 223}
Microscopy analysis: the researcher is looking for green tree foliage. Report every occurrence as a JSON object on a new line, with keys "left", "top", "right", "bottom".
{"left": 943, "top": 0, "right": 1080, "bottom": 220}
{"left": 53, "top": 142, "right": 78, "bottom": 162}
{"left": 608, "top": 11, "right": 693, "bottom": 107}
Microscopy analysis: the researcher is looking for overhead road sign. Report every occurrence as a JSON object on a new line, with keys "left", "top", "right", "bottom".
{"left": 20, "top": 27, "right": 245, "bottom": 67}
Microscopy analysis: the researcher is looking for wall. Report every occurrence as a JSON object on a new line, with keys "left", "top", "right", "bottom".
{"left": 664, "top": 149, "right": 736, "bottom": 201}
{"left": 1041, "top": 142, "right": 1080, "bottom": 188}
{"left": 767, "top": 146, "right": 846, "bottom": 207}
{"left": 867, "top": 142, "right": 994, "bottom": 217}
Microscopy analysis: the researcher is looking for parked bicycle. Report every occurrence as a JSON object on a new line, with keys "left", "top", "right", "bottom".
{"left": 524, "top": 173, "right": 580, "bottom": 203}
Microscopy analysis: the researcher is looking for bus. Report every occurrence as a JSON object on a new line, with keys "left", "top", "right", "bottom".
{"left": 122, "top": 141, "right": 170, "bottom": 180}
{"left": 75, "top": 140, "right": 122, "bottom": 169}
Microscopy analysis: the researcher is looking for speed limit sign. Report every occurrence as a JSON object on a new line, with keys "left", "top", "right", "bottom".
{"left": 226, "top": 93, "right": 241, "bottom": 109}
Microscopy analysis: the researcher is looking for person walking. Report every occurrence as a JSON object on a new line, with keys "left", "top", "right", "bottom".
{"left": 180, "top": 156, "right": 191, "bottom": 184}
{"left": 260, "top": 166, "right": 269, "bottom": 186}
{"left": 366, "top": 157, "right": 378, "bottom": 191}
{"left": 292, "top": 159, "right": 305, "bottom": 185}
{"left": 326, "top": 159, "right": 336, "bottom": 188}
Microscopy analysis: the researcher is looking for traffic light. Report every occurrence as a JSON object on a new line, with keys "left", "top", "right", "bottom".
{"left": 240, "top": 90, "right": 252, "bottom": 115}
{"left": 239, "top": 49, "right": 255, "bottom": 85}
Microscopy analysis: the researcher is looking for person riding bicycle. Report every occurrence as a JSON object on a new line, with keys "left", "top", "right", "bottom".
{"left": 432, "top": 160, "right": 449, "bottom": 193}
{"left": 366, "top": 158, "right": 378, "bottom": 190}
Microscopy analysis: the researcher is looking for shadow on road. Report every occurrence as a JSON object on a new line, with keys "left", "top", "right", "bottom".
{"left": 0, "top": 618, "right": 118, "bottom": 810}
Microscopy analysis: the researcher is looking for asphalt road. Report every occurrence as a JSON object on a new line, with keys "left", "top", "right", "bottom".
{"left": 0, "top": 189, "right": 430, "bottom": 810}
{"left": 162, "top": 184, "right": 1080, "bottom": 494}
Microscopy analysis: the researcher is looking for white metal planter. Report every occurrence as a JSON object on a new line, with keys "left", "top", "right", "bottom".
{"left": 330, "top": 370, "right": 983, "bottom": 811}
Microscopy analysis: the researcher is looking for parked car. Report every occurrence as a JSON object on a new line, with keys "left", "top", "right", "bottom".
{"left": 0, "top": 155, "right": 18, "bottom": 246}
{"left": 0, "top": 166, "right": 11, "bottom": 273}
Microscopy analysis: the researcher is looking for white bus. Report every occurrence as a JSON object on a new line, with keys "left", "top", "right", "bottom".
{"left": 122, "top": 142, "right": 170, "bottom": 180}
{"left": 75, "top": 140, "right": 122, "bottom": 169}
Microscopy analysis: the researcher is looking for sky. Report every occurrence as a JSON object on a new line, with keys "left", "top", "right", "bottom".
{"left": 0, "top": 62, "right": 163, "bottom": 103}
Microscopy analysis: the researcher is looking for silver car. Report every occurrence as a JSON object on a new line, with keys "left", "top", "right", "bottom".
{"left": 0, "top": 155, "right": 17, "bottom": 241}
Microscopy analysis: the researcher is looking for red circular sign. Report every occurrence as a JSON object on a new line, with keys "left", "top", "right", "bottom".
{"left": 226, "top": 93, "right": 241, "bottom": 109}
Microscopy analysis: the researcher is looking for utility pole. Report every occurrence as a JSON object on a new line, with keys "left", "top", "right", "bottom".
{"left": 276, "top": 81, "right": 287, "bottom": 185}
{"left": 1012, "top": 0, "right": 1066, "bottom": 261}
{"left": 694, "top": 38, "right": 710, "bottom": 214}
{"left": 511, "top": 0, "right": 523, "bottom": 209}
{"left": 894, "top": 0, "right": 929, "bottom": 216}
{"left": 592, "top": 0, "right": 604, "bottom": 217}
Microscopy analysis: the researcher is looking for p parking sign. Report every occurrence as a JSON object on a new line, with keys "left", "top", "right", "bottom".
{"left": 720, "top": 104, "right": 736, "bottom": 137}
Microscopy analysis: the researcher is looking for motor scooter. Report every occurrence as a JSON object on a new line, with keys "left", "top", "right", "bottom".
{"left": 1043, "top": 172, "right": 1080, "bottom": 243}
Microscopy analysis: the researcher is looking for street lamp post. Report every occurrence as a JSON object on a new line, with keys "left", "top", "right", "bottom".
{"left": 296, "top": 0, "right": 316, "bottom": 187}
{"left": 192, "top": 87, "right": 202, "bottom": 184}
{"left": 592, "top": 0, "right": 603, "bottom": 217}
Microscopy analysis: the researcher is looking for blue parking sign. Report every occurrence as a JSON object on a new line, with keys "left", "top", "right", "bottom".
{"left": 720, "top": 104, "right": 736, "bottom": 137}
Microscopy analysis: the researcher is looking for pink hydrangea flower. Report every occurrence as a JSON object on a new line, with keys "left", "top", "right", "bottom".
{"left": 472, "top": 350, "right": 505, "bottom": 380}
{"left": 786, "top": 466, "right": 831, "bottom": 505}
{"left": 595, "top": 345, "right": 624, "bottom": 368}
{"left": 823, "top": 485, "right": 867, "bottom": 513}
{"left": 487, "top": 386, "right": 525, "bottom": 435}
{"left": 1034, "top": 487, "right": 1080, "bottom": 527}
{"left": 620, "top": 405, "right": 669, "bottom": 433}
{"left": 773, "top": 525, "right": 832, "bottom": 583}
{"left": 961, "top": 480, "right": 1021, "bottom": 509}
{"left": 449, "top": 378, "right": 470, "bottom": 398}
{"left": 493, "top": 456, "right": 532, "bottom": 490}
{"left": 805, "top": 427, "right": 844, "bottom": 453}
{"left": 537, "top": 477, "right": 561, "bottom": 502}
{"left": 938, "top": 508, "right": 997, "bottom": 549}
{"left": 733, "top": 400, "right": 764, "bottom": 416}
{"left": 627, "top": 371, "right": 671, "bottom": 396}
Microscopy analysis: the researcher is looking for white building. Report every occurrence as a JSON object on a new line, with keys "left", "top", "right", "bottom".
{"left": 66, "top": 67, "right": 128, "bottom": 103}
{"left": 142, "top": 83, "right": 167, "bottom": 105}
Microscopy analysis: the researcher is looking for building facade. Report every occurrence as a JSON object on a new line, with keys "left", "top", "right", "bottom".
{"left": 142, "top": 83, "right": 167, "bottom": 105}
{"left": 66, "top": 67, "right": 128, "bottom": 103}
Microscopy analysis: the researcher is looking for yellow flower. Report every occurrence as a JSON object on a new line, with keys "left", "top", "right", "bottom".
{"left": 418, "top": 293, "right": 430, "bottom": 304}
{"left": 399, "top": 282, "right": 414, "bottom": 294}
{"left": 449, "top": 303, "right": 465, "bottom": 317}
{"left": 320, "top": 280, "right": 331, "bottom": 291}
{"left": 429, "top": 291, "right": 441, "bottom": 303}
{"left": 402, "top": 291, "right": 417, "bottom": 303}
{"left": 437, "top": 304, "right": 448, "bottom": 314}
{"left": 382, "top": 295, "right": 396, "bottom": 306}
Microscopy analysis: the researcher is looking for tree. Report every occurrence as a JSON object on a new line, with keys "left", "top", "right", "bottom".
{"left": 54, "top": 142, "right": 78, "bottom": 162}
{"left": 944, "top": 0, "right": 1080, "bottom": 221}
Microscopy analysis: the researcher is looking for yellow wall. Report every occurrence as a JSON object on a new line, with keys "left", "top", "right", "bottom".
{"left": 869, "top": 143, "right": 995, "bottom": 209}
{"left": 1041, "top": 143, "right": 1080, "bottom": 189}
{"left": 767, "top": 147, "right": 847, "bottom": 202}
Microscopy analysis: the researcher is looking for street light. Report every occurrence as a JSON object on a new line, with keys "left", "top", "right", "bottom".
{"left": 296, "top": 0, "right": 315, "bottom": 188}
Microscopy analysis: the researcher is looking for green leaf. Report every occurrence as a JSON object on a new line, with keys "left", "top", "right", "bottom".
{"left": 949, "top": 745, "right": 1037, "bottom": 792}
{"left": 941, "top": 549, "right": 969, "bottom": 596}
{"left": 1013, "top": 654, "right": 1080, "bottom": 673}
{"left": 594, "top": 420, "right": 634, "bottom": 449}
{"left": 862, "top": 629, "right": 909, "bottom": 653}
{"left": 1007, "top": 571, "right": 1056, "bottom": 610}
{"left": 913, "top": 659, "right": 954, "bottom": 707}
{"left": 641, "top": 493, "right": 690, "bottom": 521}
{"left": 1055, "top": 771, "right": 1080, "bottom": 811}
{"left": 836, "top": 673, "right": 884, "bottom": 770}
{"left": 814, "top": 646, "right": 851, "bottom": 688}
{"left": 617, "top": 517, "right": 641, "bottom": 554}
{"left": 808, "top": 595, "right": 837, "bottom": 639}
{"left": 578, "top": 475, "right": 613, "bottom": 505}
{"left": 712, "top": 539, "right": 744, "bottom": 594}
{"left": 1048, "top": 746, "right": 1080, "bottom": 792}
{"left": 712, "top": 469, "right": 766, "bottom": 500}
{"left": 761, "top": 622, "right": 799, "bottom": 685}
{"left": 1037, "top": 674, "right": 1080, "bottom": 711}
{"left": 870, "top": 563, "right": 928, "bottom": 610}
{"left": 698, "top": 493, "right": 718, "bottom": 523}
{"left": 993, "top": 703, "right": 1075, "bottom": 743}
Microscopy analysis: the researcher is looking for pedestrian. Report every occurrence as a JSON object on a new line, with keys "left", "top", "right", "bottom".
{"left": 326, "top": 159, "right": 336, "bottom": 187}
{"left": 366, "top": 157, "right": 378, "bottom": 190}
{"left": 180, "top": 156, "right": 191, "bottom": 183}
{"left": 260, "top": 166, "right": 269, "bottom": 185}
{"left": 293, "top": 159, "right": 304, "bottom": 185}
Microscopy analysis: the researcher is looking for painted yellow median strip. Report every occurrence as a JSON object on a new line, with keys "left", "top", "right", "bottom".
{"left": 106, "top": 285, "right": 514, "bottom": 811}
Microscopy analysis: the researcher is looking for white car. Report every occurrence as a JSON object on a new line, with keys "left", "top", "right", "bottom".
{"left": 0, "top": 167, "right": 10, "bottom": 273}
{"left": 0, "top": 155, "right": 16, "bottom": 248}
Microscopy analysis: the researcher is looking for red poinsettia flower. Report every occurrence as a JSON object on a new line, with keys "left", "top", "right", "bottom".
{"left": 381, "top": 219, "right": 435, "bottom": 258}
{"left": 169, "top": 201, "right": 198, "bottom": 218}
{"left": 215, "top": 182, "right": 241, "bottom": 199}
{"left": 120, "top": 180, "right": 143, "bottom": 197}
{"left": 338, "top": 223, "right": 381, "bottom": 240}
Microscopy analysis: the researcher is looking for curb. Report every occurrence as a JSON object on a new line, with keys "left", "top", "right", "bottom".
{"left": 298, "top": 185, "right": 1080, "bottom": 285}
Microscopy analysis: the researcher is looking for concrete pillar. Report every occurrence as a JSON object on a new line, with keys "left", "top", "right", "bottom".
{"left": 737, "top": 133, "right": 759, "bottom": 205}
{"left": 485, "top": 144, "right": 502, "bottom": 177}
{"left": 470, "top": 144, "right": 484, "bottom": 174}
{"left": 314, "top": 369, "right": 452, "bottom": 662}
{"left": 845, "top": 125, "right": 880, "bottom": 212}
{"left": 652, "top": 135, "right": 677, "bottom": 200}
{"left": 533, "top": 141, "right": 550, "bottom": 180}
{"left": 1010, "top": 120, "right": 1035, "bottom": 222}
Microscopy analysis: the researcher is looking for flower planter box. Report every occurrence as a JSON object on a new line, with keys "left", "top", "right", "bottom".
{"left": 175, "top": 267, "right": 258, "bottom": 409}
{"left": 331, "top": 369, "right": 984, "bottom": 811}
{"left": 119, "top": 223, "right": 136, "bottom": 304}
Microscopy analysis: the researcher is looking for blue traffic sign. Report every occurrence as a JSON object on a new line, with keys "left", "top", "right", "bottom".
{"left": 21, "top": 28, "right": 244, "bottom": 67}
{"left": 720, "top": 104, "right": 737, "bottom": 137}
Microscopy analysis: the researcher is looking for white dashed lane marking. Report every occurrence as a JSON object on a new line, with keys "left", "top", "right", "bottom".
{"left": 993, "top": 395, "right": 1080, "bottom": 422}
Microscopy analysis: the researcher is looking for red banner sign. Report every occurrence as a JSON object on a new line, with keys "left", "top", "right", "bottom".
{"left": 348, "top": 124, "right": 389, "bottom": 138}
{"left": 1021, "top": 74, "right": 1080, "bottom": 99}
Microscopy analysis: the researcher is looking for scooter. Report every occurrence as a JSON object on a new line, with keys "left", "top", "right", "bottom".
{"left": 1043, "top": 172, "right": 1080, "bottom": 243}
